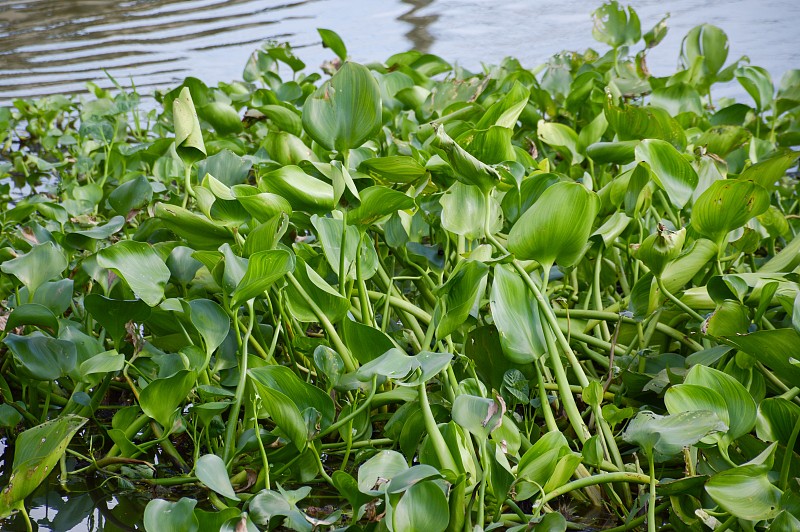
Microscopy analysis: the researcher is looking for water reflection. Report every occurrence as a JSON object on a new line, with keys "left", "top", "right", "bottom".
{"left": 399, "top": 0, "right": 438, "bottom": 53}
{"left": 1, "top": 0, "right": 799, "bottom": 103}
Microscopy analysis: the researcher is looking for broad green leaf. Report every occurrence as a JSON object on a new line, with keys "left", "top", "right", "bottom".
{"left": 508, "top": 181, "right": 599, "bottom": 268}
{"left": 736, "top": 65, "right": 774, "bottom": 111}
{"left": 201, "top": 101, "right": 242, "bottom": 135}
{"left": 173, "top": 86, "right": 206, "bottom": 164}
{"left": 155, "top": 202, "right": 235, "bottom": 250}
{"left": 196, "top": 454, "right": 240, "bottom": 501}
{"left": 586, "top": 140, "right": 639, "bottom": 164}
{"left": 231, "top": 185, "right": 292, "bottom": 222}
{"left": 249, "top": 365, "right": 335, "bottom": 431}
{"left": 347, "top": 186, "right": 415, "bottom": 226}
{"left": 738, "top": 150, "right": 800, "bottom": 190}
{"left": 187, "top": 299, "right": 229, "bottom": 356}
{"left": 97, "top": 240, "right": 171, "bottom": 307}
{"left": 0, "top": 415, "right": 87, "bottom": 518}
{"left": 143, "top": 498, "right": 199, "bottom": 532}
{"left": 592, "top": 1, "right": 641, "bottom": 48}
{"left": 431, "top": 124, "right": 502, "bottom": 193}
{"left": 757, "top": 397, "right": 800, "bottom": 452}
{"left": 259, "top": 165, "right": 334, "bottom": 214}
{"left": 139, "top": 369, "right": 197, "bottom": 428}
{"left": 64, "top": 215, "right": 126, "bottom": 250}
{"left": 84, "top": 295, "right": 152, "bottom": 345}
{"left": 5, "top": 303, "right": 58, "bottom": 333}
{"left": 357, "top": 450, "right": 408, "bottom": 495}
{"left": 302, "top": 62, "right": 381, "bottom": 152}
{"left": 475, "top": 81, "right": 530, "bottom": 129}
{"left": 440, "top": 181, "right": 501, "bottom": 240}
{"left": 1, "top": 242, "right": 67, "bottom": 295}
{"left": 3, "top": 334, "right": 77, "bottom": 381}
{"left": 452, "top": 394, "right": 504, "bottom": 439}
{"left": 722, "top": 329, "right": 800, "bottom": 387}
{"left": 623, "top": 410, "right": 727, "bottom": 461}
{"left": 109, "top": 176, "right": 153, "bottom": 215}
{"left": 358, "top": 156, "right": 427, "bottom": 184}
{"left": 342, "top": 318, "right": 394, "bottom": 364}
{"left": 196, "top": 149, "right": 252, "bottom": 187}
{"left": 538, "top": 120, "right": 583, "bottom": 164}
{"left": 167, "top": 246, "right": 203, "bottom": 285}
{"left": 489, "top": 265, "right": 546, "bottom": 364}
{"left": 633, "top": 226, "right": 685, "bottom": 277}
{"left": 692, "top": 179, "right": 770, "bottom": 244}
{"left": 79, "top": 350, "right": 124, "bottom": 382}
{"left": 285, "top": 260, "right": 350, "bottom": 323}
{"left": 650, "top": 83, "right": 703, "bottom": 115}
{"left": 684, "top": 364, "right": 757, "bottom": 443}
{"left": 434, "top": 259, "right": 489, "bottom": 339}
{"left": 665, "top": 384, "right": 730, "bottom": 446}
{"left": 604, "top": 96, "right": 686, "bottom": 149}
{"left": 318, "top": 28, "right": 347, "bottom": 61}
{"left": 706, "top": 463, "right": 782, "bottom": 521}
{"left": 311, "top": 215, "right": 378, "bottom": 281}
{"left": 392, "top": 480, "right": 449, "bottom": 532}
{"left": 635, "top": 139, "right": 698, "bottom": 209}
{"left": 680, "top": 24, "right": 729, "bottom": 89}
{"left": 230, "top": 249, "right": 295, "bottom": 307}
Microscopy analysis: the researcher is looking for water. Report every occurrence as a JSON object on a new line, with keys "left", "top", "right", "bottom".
{"left": 1, "top": 0, "right": 799, "bottom": 105}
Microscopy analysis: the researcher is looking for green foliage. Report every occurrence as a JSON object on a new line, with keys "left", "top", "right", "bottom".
{"left": 1, "top": 9, "right": 799, "bottom": 532}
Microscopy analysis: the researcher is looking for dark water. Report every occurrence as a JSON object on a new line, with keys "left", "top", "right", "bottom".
{"left": 1, "top": 0, "right": 800, "bottom": 104}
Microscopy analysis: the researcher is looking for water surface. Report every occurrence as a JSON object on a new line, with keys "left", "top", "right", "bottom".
{"left": 1, "top": 0, "right": 799, "bottom": 104}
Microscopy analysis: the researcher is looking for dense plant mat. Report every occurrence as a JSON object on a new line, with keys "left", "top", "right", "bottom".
{"left": 1, "top": 2, "right": 800, "bottom": 530}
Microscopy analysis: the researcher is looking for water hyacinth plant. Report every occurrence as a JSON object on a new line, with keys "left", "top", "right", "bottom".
{"left": 1, "top": 2, "right": 800, "bottom": 530}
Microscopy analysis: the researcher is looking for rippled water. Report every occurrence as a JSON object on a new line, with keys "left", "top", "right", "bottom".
{"left": 1, "top": 0, "right": 799, "bottom": 104}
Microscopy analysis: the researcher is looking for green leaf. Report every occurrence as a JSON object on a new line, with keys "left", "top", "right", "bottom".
{"left": 5, "top": 303, "right": 58, "bottom": 333}
{"left": 623, "top": 410, "right": 727, "bottom": 461}
{"left": 739, "top": 150, "right": 800, "bottom": 190}
{"left": 173, "top": 86, "right": 206, "bottom": 164}
{"left": 635, "top": 139, "right": 698, "bottom": 209}
{"left": 302, "top": 62, "right": 381, "bottom": 152}
{"left": 0, "top": 415, "right": 87, "bottom": 518}
{"left": 1, "top": 242, "right": 67, "bottom": 295}
{"left": 196, "top": 149, "right": 252, "bottom": 187}
{"left": 706, "top": 462, "right": 782, "bottom": 521}
{"left": 508, "top": 181, "right": 599, "bottom": 268}
{"left": 285, "top": 259, "right": 350, "bottom": 323}
{"left": 440, "top": 182, "right": 501, "bottom": 240}
{"left": 604, "top": 98, "right": 686, "bottom": 149}
{"left": 680, "top": 24, "right": 729, "bottom": 88}
{"left": 201, "top": 101, "right": 242, "bottom": 135}
{"left": 592, "top": 1, "right": 641, "bottom": 48}
{"left": 452, "top": 394, "right": 504, "bottom": 439}
{"left": 155, "top": 202, "right": 235, "bottom": 250}
{"left": 633, "top": 226, "right": 686, "bottom": 278}
{"left": 231, "top": 249, "right": 294, "bottom": 307}
{"left": 489, "top": 265, "right": 546, "bottom": 364}
{"left": 757, "top": 397, "right": 800, "bottom": 452}
{"left": 109, "top": 176, "right": 153, "bottom": 215}
{"left": 586, "top": 140, "right": 638, "bottom": 164}
{"left": 538, "top": 120, "right": 583, "bottom": 164}
{"left": 434, "top": 259, "right": 489, "bottom": 339}
{"left": 359, "top": 156, "right": 427, "bottom": 185}
{"left": 736, "top": 65, "right": 774, "bottom": 111}
{"left": 722, "top": 329, "right": 800, "bottom": 387}
{"left": 3, "top": 334, "right": 77, "bottom": 381}
{"left": 187, "top": 299, "right": 229, "bottom": 356}
{"left": 143, "top": 498, "right": 199, "bottom": 532}
{"left": 196, "top": 454, "right": 240, "bottom": 501}
{"left": 259, "top": 165, "right": 334, "bottom": 214}
{"left": 311, "top": 215, "right": 378, "bottom": 281}
{"left": 97, "top": 240, "right": 171, "bottom": 307}
{"left": 139, "top": 370, "right": 197, "bottom": 428}
{"left": 318, "top": 28, "right": 347, "bottom": 61}
{"left": 692, "top": 179, "right": 770, "bottom": 244}
{"left": 249, "top": 365, "right": 335, "bottom": 432}
{"left": 357, "top": 450, "right": 408, "bottom": 495}
{"left": 392, "top": 480, "right": 449, "bottom": 532}
{"left": 342, "top": 318, "right": 395, "bottom": 364}
{"left": 431, "top": 124, "right": 502, "bottom": 193}
{"left": 347, "top": 186, "right": 415, "bottom": 226}
{"left": 84, "top": 295, "right": 152, "bottom": 345}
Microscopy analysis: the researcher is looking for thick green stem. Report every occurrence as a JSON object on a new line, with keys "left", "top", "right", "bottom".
{"left": 648, "top": 453, "right": 657, "bottom": 532}
{"left": 538, "top": 471, "right": 651, "bottom": 507}
{"left": 223, "top": 300, "right": 255, "bottom": 465}
{"left": 418, "top": 381, "right": 458, "bottom": 472}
